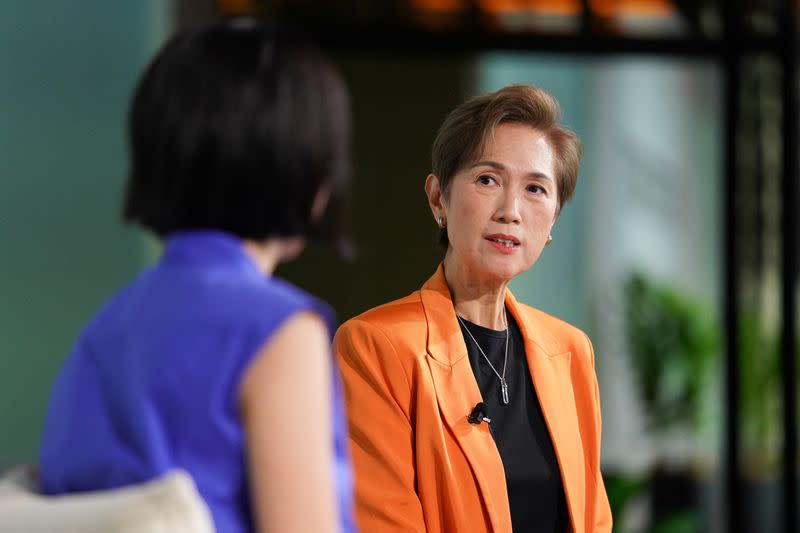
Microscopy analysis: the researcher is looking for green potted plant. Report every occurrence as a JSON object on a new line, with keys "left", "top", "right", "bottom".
{"left": 623, "top": 272, "right": 721, "bottom": 531}
{"left": 624, "top": 273, "right": 720, "bottom": 437}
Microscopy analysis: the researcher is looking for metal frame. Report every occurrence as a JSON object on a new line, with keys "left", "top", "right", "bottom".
{"left": 721, "top": 4, "right": 742, "bottom": 531}
{"left": 778, "top": 2, "right": 798, "bottom": 532}
{"left": 308, "top": 24, "right": 783, "bottom": 57}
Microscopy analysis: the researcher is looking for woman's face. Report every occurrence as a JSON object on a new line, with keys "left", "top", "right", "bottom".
{"left": 435, "top": 123, "right": 559, "bottom": 284}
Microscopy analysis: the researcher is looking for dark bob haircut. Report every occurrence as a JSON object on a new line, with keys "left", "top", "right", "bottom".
{"left": 123, "top": 17, "right": 350, "bottom": 245}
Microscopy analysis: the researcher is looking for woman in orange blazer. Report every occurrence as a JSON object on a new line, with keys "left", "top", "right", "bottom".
{"left": 334, "top": 85, "right": 612, "bottom": 532}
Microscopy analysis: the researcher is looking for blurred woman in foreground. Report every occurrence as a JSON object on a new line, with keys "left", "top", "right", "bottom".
{"left": 335, "top": 85, "right": 611, "bottom": 532}
{"left": 39, "top": 17, "right": 355, "bottom": 533}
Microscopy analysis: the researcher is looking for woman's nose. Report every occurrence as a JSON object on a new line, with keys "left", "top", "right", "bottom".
{"left": 493, "top": 190, "right": 521, "bottom": 224}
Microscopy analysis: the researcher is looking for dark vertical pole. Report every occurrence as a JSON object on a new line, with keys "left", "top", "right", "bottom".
{"left": 780, "top": 2, "right": 798, "bottom": 532}
{"left": 579, "top": 0, "right": 592, "bottom": 36}
{"left": 722, "top": 2, "right": 742, "bottom": 533}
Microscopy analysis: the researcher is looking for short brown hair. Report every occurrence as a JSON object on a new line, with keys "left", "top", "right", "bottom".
{"left": 431, "top": 85, "right": 582, "bottom": 245}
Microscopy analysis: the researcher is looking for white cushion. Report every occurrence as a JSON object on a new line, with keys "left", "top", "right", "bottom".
{"left": 0, "top": 466, "right": 215, "bottom": 533}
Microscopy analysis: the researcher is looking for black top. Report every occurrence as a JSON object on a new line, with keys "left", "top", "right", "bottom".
{"left": 458, "top": 312, "right": 569, "bottom": 533}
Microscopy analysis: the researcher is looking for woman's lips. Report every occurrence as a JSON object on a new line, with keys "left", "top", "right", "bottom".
{"left": 485, "top": 235, "right": 519, "bottom": 253}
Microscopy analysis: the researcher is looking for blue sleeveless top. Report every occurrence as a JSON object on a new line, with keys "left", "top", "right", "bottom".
{"left": 40, "top": 231, "right": 356, "bottom": 533}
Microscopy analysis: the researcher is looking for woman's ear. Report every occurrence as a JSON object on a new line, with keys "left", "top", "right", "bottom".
{"left": 425, "top": 174, "right": 445, "bottom": 224}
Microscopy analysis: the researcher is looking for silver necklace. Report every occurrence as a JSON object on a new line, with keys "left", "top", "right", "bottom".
{"left": 457, "top": 310, "right": 510, "bottom": 405}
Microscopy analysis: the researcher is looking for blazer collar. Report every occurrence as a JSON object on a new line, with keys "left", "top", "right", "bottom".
{"left": 419, "top": 264, "right": 585, "bottom": 532}
{"left": 419, "top": 264, "right": 561, "bottom": 363}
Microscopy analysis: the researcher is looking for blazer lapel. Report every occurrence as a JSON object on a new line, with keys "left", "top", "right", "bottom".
{"left": 506, "top": 292, "right": 586, "bottom": 532}
{"left": 420, "top": 266, "right": 512, "bottom": 532}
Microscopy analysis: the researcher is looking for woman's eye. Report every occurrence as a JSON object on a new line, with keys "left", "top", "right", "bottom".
{"left": 477, "top": 175, "right": 496, "bottom": 185}
{"left": 528, "top": 184, "right": 545, "bottom": 194}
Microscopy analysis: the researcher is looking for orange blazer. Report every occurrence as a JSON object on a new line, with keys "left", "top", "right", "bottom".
{"left": 334, "top": 266, "right": 612, "bottom": 532}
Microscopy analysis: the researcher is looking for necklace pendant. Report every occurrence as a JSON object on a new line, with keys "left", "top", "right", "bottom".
{"left": 501, "top": 379, "right": 509, "bottom": 404}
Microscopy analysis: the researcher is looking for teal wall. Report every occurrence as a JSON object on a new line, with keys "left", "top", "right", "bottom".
{"left": 0, "top": 2, "right": 168, "bottom": 464}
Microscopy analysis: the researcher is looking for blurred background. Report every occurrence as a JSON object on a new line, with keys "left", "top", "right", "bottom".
{"left": 0, "top": 1, "right": 796, "bottom": 531}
